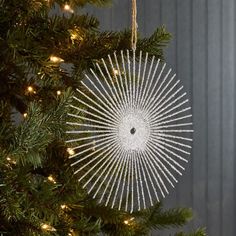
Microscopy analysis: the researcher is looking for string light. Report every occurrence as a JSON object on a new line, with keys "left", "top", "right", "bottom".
{"left": 68, "top": 229, "right": 74, "bottom": 236}
{"left": 6, "top": 157, "right": 16, "bottom": 164}
{"left": 41, "top": 223, "right": 56, "bottom": 232}
{"left": 48, "top": 175, "right": 56, "bottom": 184}
{"left": 113, "top": 69, "right": 119, "bottom": 75}
{"left": 124, "top": 217, "right": 135, "bottom": 225}
{"left": 69, "top": 30, "right": 84, "bottom": 43}
{"left": 68, "top": 26, "right": 85, "bottom": 45}
{"left": 50, "top": 55, "right": 64, "bottom": 63}
{"left": 70, "top": 33, "right": 77, "bottom": 41}
{"left": 61, "top": 204, "right": 68, "bottom": 210}
{"left": 67, "top": 148, "right": 75, "bottom": 156}
{"left": 41, "top": 224, "right": 49, "bottom": 230}
{"left": 57, "top": 90, "right": 62, "bottom": 96}
{"left": 23, "top": 113, "right": 28, "bottom": 118}
{"left": 64, "top": 4, "right": 74, "bottom": 13}
{"left": 27, "top": 86, "right": 34, "bottom": 93}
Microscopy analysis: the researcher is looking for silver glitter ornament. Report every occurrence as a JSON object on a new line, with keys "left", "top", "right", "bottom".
{"left": 66, "top": 50, "right": 193, "bottom": 212}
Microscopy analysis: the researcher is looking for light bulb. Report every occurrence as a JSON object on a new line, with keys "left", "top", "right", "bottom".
{"left": 50, "top": 55, "right": 64, "bottom": 63}
{"left": 41, "top": 224, "right": 49, "bottom": 230}
{"left": 124, "top": 217, "right": 134, "bottom": 225}
{"left": 68, "top": 229, "right": 74, "bottom": 236}
{"left": 70, "top": 33, "right": 77, "bottom": 41}
{"left": 64, "top": 4, "right": 70, "bottom": 10}
{"left": 27, "top": 86, "right": 34, "bottom": 93}
{"left": 61, "top": 204, "right": 67, "bottom": 209}
{"left": 57, "top": 90, "right": 62, "bottom": 95}
{"left": 113, "top": 69, "right": 119, "bottom": 75}
{"left": 67, "top": 148, "right": 75, "bottom": 156}
{"left": 48, "top": 175, "right": 56, "bottom": 184}
{"left": 70, "top": 30, "right": 84, "bottom": 43}
{"left": 23, "top": 113, "right": 28, "bottom": 118}
{"left": 64, "top": 4, "right": 74, "bottom": 13}
{"left": 41, "top": 223, "right": 56, "bottom": 232}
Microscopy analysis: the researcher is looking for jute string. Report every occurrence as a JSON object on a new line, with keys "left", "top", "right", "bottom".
{"left": 131, "top": 0, "right": 137, "bottom": 51}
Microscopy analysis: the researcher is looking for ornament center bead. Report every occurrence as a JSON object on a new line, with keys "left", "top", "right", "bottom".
{"left": 118, "top": 109, "right": 150, "bottom": 151}
{"left": 130, "top": 127, "right": 136, "bottom": 134}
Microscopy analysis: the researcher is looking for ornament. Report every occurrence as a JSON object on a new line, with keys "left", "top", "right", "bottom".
{"left": 66, "top": 50, "right": 193, "bottom": 212}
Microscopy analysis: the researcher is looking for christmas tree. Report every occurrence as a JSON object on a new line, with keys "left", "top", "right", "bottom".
{"left": 0, "top": 0, "right": 206, "bottom": 235}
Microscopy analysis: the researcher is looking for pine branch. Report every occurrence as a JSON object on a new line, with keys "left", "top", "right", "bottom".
{"left": 133, "top": 202, "right": 192, "bottom": 231}
{"left": 175, "top": 228, "right": 207, "bottom": 236}
{"left": 137, "top": 26, "right": 172, "bottom": 60}
{"left": 10, "top": 103, "right": 52, "bottom": 167}
{"left": 53, "top": 0, "right": 112, "bottom": 8}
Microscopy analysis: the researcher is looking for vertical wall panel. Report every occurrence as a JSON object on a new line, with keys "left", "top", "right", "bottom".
{"left": 160, "top": 0, "right": 177, "bottom": 72}
{"left": 221, "top": 0, "right": 235, "bottom": 235}
{"left": 160, "top": 0, "right": 178, "bottom": 210}
{"left": 144, "top": 0, "right": 161, "bottom": 36}
{"left": 136, "top": 0, "right": 145, "bottom": 36}
{"left": 111, "top": 0, "right": 130, "bottom": 31}
{"left": 86, "top": 0, "right": 236, "bottom": 235}
{"left": 176, "top": 0, "right": 192, "bottom": 211}
{"left": 88, "top": 4, "right": 112, "bottom": 30}
{"left": 192, "top": 0, "right": 207, "bottom": 229}
{"left": 234, "top": 2, "right": 236, "bottom": 235}
{"left": 207, "top": 0, "right": 222, "bottom": 235}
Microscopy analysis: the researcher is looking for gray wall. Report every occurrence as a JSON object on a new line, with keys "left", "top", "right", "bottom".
{"left": 86, "top": 0, "right": 236, "bottom": 235}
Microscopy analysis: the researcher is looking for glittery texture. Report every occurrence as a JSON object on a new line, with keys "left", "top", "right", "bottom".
{"left": 66, "top": 50, "right": 193, "bottom": 212}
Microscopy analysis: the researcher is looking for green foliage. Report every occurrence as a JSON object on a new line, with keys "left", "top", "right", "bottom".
{"left": 175, "top": 228, "right": 207, "bottom": 236}
{"left": 137, "top": 26, "right": 172, "bottom": 61}
{"left": 53, "top": 0, "right": 112, "bottom": 8}
{"left": 133, "top": 202, "right": 193, "bottom": 232}
{"left": 0, "top": 0, "right": 206, "bottom": 235}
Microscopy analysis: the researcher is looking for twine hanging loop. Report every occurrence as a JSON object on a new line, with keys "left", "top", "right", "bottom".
{"left": 131, "top": 0, "right": 138, "bottom": 51}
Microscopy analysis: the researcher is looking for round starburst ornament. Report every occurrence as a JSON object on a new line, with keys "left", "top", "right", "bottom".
{"left": 66, "top": 0, "right": 193, "bottom": 213}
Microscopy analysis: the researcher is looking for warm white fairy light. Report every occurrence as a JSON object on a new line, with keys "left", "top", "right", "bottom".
{"left": 124, "top": 220, "right": 129, "bottom": 225}
{"left": 27, "top": 86, "right": 34, "bottom": 93}
{"left": 64, "top": 4, "right": 74, "bottom": 13}
{"left": 57, "top": 90, "right": 62, "bottom": 95}
{"left": 67, "top": 148, "right": 75, "bottom": 156}
{"left": 69, "top": 29, "right": 84, "bottom": 44}
{"left": 67, "top": 229, "right": 74, "bottom": 236}
{"left": 64, "top": 4, "right": 70, "bottom": 10}
{"left": 68, "top": 229, "right": 74, "bottom": 236}
{"left": 70, "top": 33, "right": 77, "bottom": 41}
{"left": 23, "top": 113, "right": 28, "bottom": 118}
{"left": 113, "top": 69, "right": 119, "bottom": 75}
{"left": 124, "top": 217, "right": 134, "bottom": 225}
{"left": 41, "top": 223, "right": 56, "bottom": 232}
{"left": 41, "top": 224, "right": 49, "bottom": 230}
{"left": 48, "top": 175, "right": 56, "bottom": 184}
{"left": 50, "top": 55, "right": 64, "bottom": 63}
{"left": 61, "top": 204, "right": 68, "bottom": 210}
{"left": 66, "top": 50, "right": 193, "bottom": 212}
